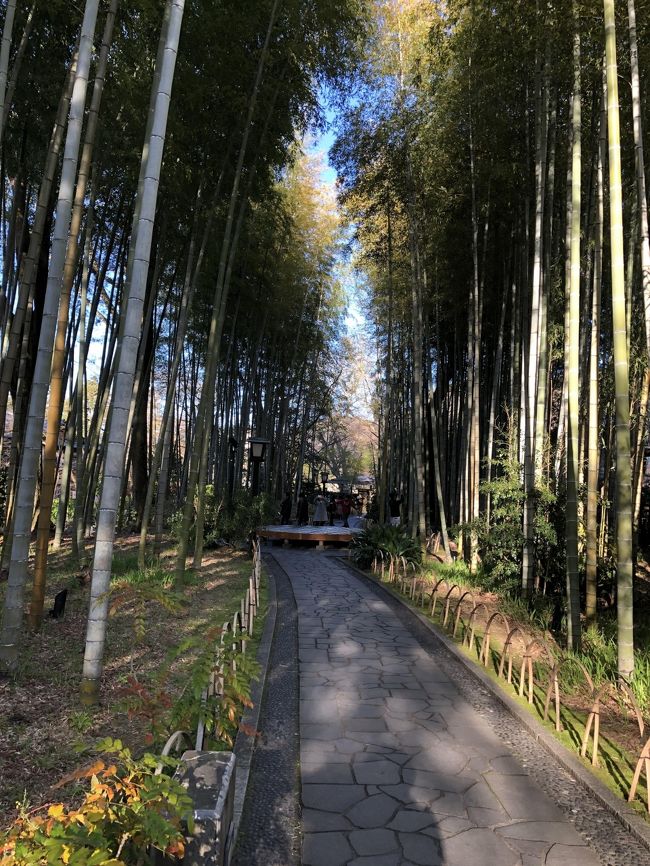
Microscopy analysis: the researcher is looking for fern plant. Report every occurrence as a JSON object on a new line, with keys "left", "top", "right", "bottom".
{"left": 120, "top": 626, "right": 260, "bottom": 750}
{"left": 109, "top": 569, "right": 185, "bottom": 644}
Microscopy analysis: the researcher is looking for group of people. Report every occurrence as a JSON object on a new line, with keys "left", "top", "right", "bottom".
{"left": 279, "top": 491, "right": 358, "bottom": 528}
{"left": 279, "top": 487, "right": 404, "bottom": 528}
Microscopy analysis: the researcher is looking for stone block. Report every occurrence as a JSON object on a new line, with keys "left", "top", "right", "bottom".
{"left": 174, "top": 750, "right": 236, "bottom": 866}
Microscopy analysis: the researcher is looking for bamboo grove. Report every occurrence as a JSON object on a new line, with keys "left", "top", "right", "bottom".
{"left": 0, "top": 0, "right": 368, "bottom": 701}
{"left": 334, "top": 0, "right": 650, "bottom": 679}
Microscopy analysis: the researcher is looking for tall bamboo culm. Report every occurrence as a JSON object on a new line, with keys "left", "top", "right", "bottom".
{"left": 81, "top": 0, "right": 186, "bottom": 704}
{"left": 604, "top": 0, "right": 634, "bottom": 680}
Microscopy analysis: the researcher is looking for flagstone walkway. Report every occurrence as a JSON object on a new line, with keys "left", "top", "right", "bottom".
{"left": 268, "top": 549, "right": 633, "bottom": 866}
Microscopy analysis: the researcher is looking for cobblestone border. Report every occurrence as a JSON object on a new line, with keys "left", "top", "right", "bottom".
{"left": 232, "top": 565, "right": 278, "bottom": 845}
{"left": 338, "top": 557, "right": 650, "bottom": 865}
{"left": 231, "top": 553, "right": 301, "bottom": 866}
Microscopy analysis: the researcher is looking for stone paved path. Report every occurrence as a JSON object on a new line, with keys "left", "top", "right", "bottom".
{"left": 272, "top": 549, "right": 605, "bottom": 866}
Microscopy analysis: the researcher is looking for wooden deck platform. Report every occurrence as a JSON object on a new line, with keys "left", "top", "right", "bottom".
{"left": 257, "top": 523, "right": 363, "bottom": 546}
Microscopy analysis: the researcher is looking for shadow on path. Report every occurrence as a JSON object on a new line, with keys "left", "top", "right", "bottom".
{"left": 280, "top": 550, "right": 606, "bottom": 866}
{"left": 234, "top": 549, "right": 648, "bottom": 866}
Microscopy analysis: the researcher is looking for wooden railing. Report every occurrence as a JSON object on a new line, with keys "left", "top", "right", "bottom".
{"left": 160, "top": 540, "right": 263, "bottom": 759}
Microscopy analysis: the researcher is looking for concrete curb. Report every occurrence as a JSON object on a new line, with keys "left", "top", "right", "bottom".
{"left": 231, "top": 565, "right": 277, "bottom": 846}
{"left": 339, "top": 557, "right": 650, "bottom": 853}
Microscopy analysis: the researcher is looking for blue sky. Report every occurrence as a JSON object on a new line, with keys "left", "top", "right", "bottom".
{"left": 307, "top": 102, "right": 374, "bottom": 419}
{"left": 306, "top": 101, "right": 365, "bottom": 334}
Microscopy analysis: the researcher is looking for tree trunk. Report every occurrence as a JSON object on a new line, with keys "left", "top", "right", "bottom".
{"left": 0, "top": 1, "right": 100, "bottom": 670}
{"left": 628, "top": 0, "right": 650, "bottom": 345}
{"left": 486, "top": 269, "right": 508, "bottom": 529}
{"left": 604, "top": 0, "right": 634, "bottom": 680}
{"left": 2, "top": 1, "right": 35, "bottom": 130}
{"left": 175, "top": 0, "right": 280, "bottom": 580}
{"left": 586, "top": 85, "right": 605, "bottom": 628}
{"left": 81, "top": 0, "right": 185, "bottom": 704}
{"left": 0, "top": 55, "right": 77, "bottom": 450}
{"left": 468, "top": 93, "right": 483, "bottom": 571}
{"left": 627, "top": 0, "right": 650, "bottom": 546}
{"left": 0, "top": 0, "right": 17, "bottom": 151}
{"left": 409, "top": 227, "right": 426, "bottom": 541}
{"left": 566, "top": 22, "right": 582, "bottom": 651}
{"left": 30, "top": 0, "right": 117, "bottom": 631}
{"left": 523, "top": 56, "right": 547, "bottom": 595}
{"left": 379, "top": 189, "right": 394, "bottom": 525}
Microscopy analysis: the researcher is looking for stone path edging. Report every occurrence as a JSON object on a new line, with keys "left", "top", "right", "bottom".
{"left": 339, "top": 558, "right": 650, "bottom": 853}
{"left": 232, "top": 566, "right": 278, "bottom": 845}
{"left": 231, "top": 554, "right": 301, "bottom": 866}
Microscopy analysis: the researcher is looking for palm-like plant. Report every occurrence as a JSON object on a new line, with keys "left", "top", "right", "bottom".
{"left": 350, "top": 524, "right": 422, "bottom": 573}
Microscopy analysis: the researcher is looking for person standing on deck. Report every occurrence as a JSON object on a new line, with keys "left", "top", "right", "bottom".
{"left": 389, "top": 488, "right": 403, "bottom": 527}
{"left": 280, "top": 493, "right": 292, "bottom": 524}
{"left": 341, "top": 494, "right": 352, "bottom": 528}
{"left": 297, "top": 492, "right": 309, "bottom": 526}
{"left": 327, "top": 496, "right": 337, "bottom": 526}
{"left": 313, "top": 494, "right": 327, "bottom": 526}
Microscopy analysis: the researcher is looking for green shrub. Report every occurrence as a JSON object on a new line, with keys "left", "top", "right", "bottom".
{"left": 169, "top": 490, "right": 275, "bottom": 547}
{"left": 109, "top": 567, "right": 186, "bottom": 644}
{"left": 462, "top": 438, "right": 561, "bottom": 598}
{"left": 169, "top": 506, "right": 195, "bottom": 550}
{"left": 0, "top": 740, "right": 192, "bottom": 865}
{"left": 631, "top": 654, "right": 650, "bottom": 713}
{"left": 205, "top": 491, "right": 276, "bottom": 545}
{"left": 350, "top": 523, "right": 422, "bottom": 570}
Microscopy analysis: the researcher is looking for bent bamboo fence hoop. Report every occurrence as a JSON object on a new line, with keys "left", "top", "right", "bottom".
{"left": 409, "top": 575, "right": 419, "bottom": 600}
{"left": 583, "top": 670, "right": 645, "bottom": 774}
{"left": 430, "top": 578, "right": 450, "bottom": 616}
{"left": 409, "top": 575, "right": 426, "bottom": 601}
{"left": 155, "top": 730, "right": 193, "bottom": 774}
{"left": 442, "top": 584, "right": 461, "bottom": 628}
{"left": 626, "top": 683, "right": 650, "bottom": 812}
{"left": 497, "top": 626, "right": 527, "bottom": 684}
{"left": 478, "top": 612, "right": 510, "bottom": 668}
{"left": 517, "top": 637, "right": 555, "bottom": 705}
{"left": 401, "top": 556, "right": 415, "bottom": 582}
{"left": 451, "top": 590, "right": 474, "bottom": 636}
{"left": 629, "top": 735, "right": 650, "bottom": 813}
{"left": 464, "top": 602, "right": 489, "bottom": 651}
{"left": 619, "top": 681, "right": 645, "bottom": 740}
{"left": 580, "top": 681, "right": 612, "bottom": 767}
{"left": 387, "top": 555, "right": 394, "bottom": 583}
{"left": 417, "top": 581, "right": 433, "bottom": 608}
{"left": 542, "top": 660, "right": 563, "bottom": 733}
{"left": 621, "top": 682, "right": 649, "bottom": 809}
{"left": 544, "top": 656, "right": 600, "bottom": 744}
{"left": 395, "top": 556, "right": 408, "bottom": 595}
